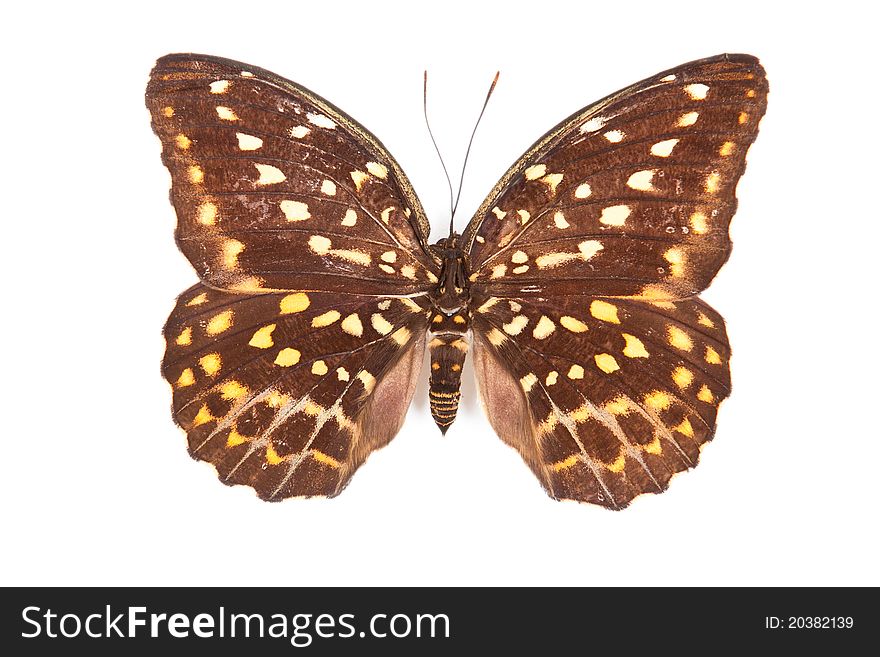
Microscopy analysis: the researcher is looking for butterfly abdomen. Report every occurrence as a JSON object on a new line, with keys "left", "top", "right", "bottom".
{"left": 428, "top": 317, "right": 469, "bottom": 433}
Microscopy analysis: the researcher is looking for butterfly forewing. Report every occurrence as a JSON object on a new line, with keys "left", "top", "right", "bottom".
{"left": 163, "top": 284, "right": 429, "bottom": 498}
{"left": 146, "top": 54, "right": 438, "bottom": 295}
{"left": 464, "top": 54, "right": 767, "bottom": 300}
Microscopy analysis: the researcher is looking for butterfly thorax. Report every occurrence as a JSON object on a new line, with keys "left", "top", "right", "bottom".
{"left": 426, "top": 234, "right": 470, "bottom": 433}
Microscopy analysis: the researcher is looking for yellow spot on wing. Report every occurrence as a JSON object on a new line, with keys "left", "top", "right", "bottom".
{"left": 595, "top": 353, "right": 620, "bottom": 373}
{"left": 248, "top": 324, "right": 276, "bottom": 349}
{"left": 312, "top": 360, "right": 328, "bottom": 375}
{"left": 176, "top": 368, "right": 195, "bottom": 387}
{"left": 274, "top": 348, "right": 301, "bottom": 367}
{"left": 222, "top": 239, "right": 244, "bottom": 269}
{"left": 341, "top": 313, "right": 363, "bottom": 337}
{"left": 337, "top": 367, "right": 350, "bottom": 382}
{"left": 186, "top": 293, "right": 208, "bottom": 307}
{"left": 279, "top": 293, "right": 310, "bottom": 314}
{"left": 311, "top": 310, "right": 340, "bottom": 327}
{"left": 567, "top": 364, "right": 584, "bottom": 379}
{"left": 206, "top": 309, "right": 234, "bottom": 335}
{"left": 622, "top": 333, "right": 649, "bottom": 358}
{"left": 357, "top": 370, "right": 376, "bottom": 393}
{"left": 690, "top": 211, "right": 708, "bottom": 234}
{"left": 560, "top": 316, "right": 588, "bottom": 333}
{"left": 188, "top": 165, "right": 204, "bottom": 184}
{"left": 197, "top": 202, "right": 217, "bottom": 226}
{"left": 705, "top": 346, "right": 722, "bottom": 365}
{"left": 226, "top": 428, "right": 248, "bottom": 447}
{"left": 220, "top": 380, "right": 248, "bottom": 400}
{"left": 175, "top": 327, "right": 192, "bottom": 346}
{"left": 664, "top": 247, "right": 685, "bottom": 277}
{"left": 371, "top": 313, "right": 393, "bottom": 335}
{"left": 533, "top": 316, "right": 556, "bottom": 339}
{"left": 266, "top": 390, "right": 290, "bottom": 408}
{"left": 719, "top": 141, "right": 736, "bottom": 156}
{"left": 209, "top": 80, "right": 230, "bottom": 94}
{"left": 667, "top": 326, "right": 693, "bottom": 351}
{"left": 312, "top": 450, "right": 341, "bottom": 468}
{"left": 175, "top": 133, "right": 191, "bottom": 149}
{"left": 606, "top": 454, "right": 626, "bottom": 473}
{"left": 697, "top": 312, "right": 715, "bottom": 328}
{"left": 672, "top": 366, "right": 694, "bottom": 389}
{"left": 643, "top": 435, "right": 662, "bottom": 455}
{"left": 487, "top": 328, "right": 506, "bottom": 346}
{"left": 546, "top": 371, "right": 558, "bottom": 385}
{"left": 553, "top": 211, "right": 569, "bottom": 228}
{"left": 574, "top": 182, "right": 592, "bottom": 198}
{"left": 673, "top": 417, "right": 695, "bottom": 438}
{"left": 265, "top": 443, "right": 286, "bottom": 465}
{"left": 391, "top": 326, "right": 411, "bottom": 345}
{"left": 199, "top": 353, "right": 221, "bottom": 376}
{"left": 511, "top": 250, "right": 528, "bottom": 264}
{"left": 644, "top": 390, "right": 671, "bottom": 411}
{"left": 192, "top": 404, "right": 215, "bottom": 428}
{"left": 553, "top": 455, "right": 579, "bottom": 472}
{"left": 520, "top": 373, "right": 538, "bottom": 392}
{"left": 697, "top": 385, "right": 715, "bottom": 403}
{"left": 162, "top": 106, "right": 174, "bottom": 117}
{"left": 590, "top": 300, "right": 620, "bottom": 324}
{"left": 705, "top": 171, "right": 721, "bottom": 194}
{"left": 503, "top": 315, "right": 528, "bottom": 336}
{"left": 605, "top": 397, "right": 629, "bottom": 415}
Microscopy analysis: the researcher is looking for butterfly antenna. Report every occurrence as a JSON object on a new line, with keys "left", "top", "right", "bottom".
{"left": 423, "top": 71, "right": 456, "bottom": 224}
{"left": 450, "top": 71, "right": 500, "bottom": 234}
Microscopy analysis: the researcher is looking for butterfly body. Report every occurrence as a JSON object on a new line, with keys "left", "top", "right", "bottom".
{"left": 425, "top": 235, "right": 471, "bottom": 432}
{"left": 148, "top": 53, "right": 767, "bottom": 508}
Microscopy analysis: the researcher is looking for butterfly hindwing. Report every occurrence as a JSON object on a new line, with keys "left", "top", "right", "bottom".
{"left": 464, "top": 54, "right": 768, "bottom": 300}
{"left": 146, "top": 54, "right": 439, "bottom": 295}
{"left": 471, "top": 293, "right": 730, "bottom": 508}
{"left": 162, "top": 284, "right": 429, "bottom": 499}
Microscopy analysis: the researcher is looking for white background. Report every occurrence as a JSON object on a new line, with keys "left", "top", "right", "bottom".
{"left": 3, "top": 0, "right": 878, "bottom": 587}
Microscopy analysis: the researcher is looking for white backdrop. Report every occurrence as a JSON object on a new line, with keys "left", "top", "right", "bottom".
{"left": 3, "top": 0, "right": 877, "bottom": 586}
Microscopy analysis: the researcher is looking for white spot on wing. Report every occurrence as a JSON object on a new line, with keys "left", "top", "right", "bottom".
{"left": 580, "top": 116, "right": 607, "bottom": 133}
{"left": 307, "top": 113, "right": 336, "bottom": 129}
{"left": 236, "top": 133, "right": 263, "bottom": 151}
{"left": 254, "top": 164, "right": 286, "bottom": 185}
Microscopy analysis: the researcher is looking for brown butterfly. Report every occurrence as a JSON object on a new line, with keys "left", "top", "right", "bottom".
{"left": 147, "top": 53, "right": 767, "bottom": 509}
